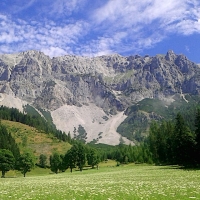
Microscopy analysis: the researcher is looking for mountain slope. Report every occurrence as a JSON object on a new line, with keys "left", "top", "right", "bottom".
{"left": 1, "top": 120, "right": 71, "bottom": 157}
{"left": 0, "top": 50, "right": 200, "bottom": 144}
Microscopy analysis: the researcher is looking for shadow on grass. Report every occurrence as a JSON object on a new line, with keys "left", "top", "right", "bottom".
{"left": 151, "top": 164, "right": 200, "bottom": 171}
{"left": 180, "top": 166, "right": 200, "bottom": 171}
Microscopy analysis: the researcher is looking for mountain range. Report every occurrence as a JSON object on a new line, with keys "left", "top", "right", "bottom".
{"left": 0, "top": 50, "right": 200, "bottom": 145}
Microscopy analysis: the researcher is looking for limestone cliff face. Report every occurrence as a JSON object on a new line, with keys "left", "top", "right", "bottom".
{"left": 0, "top": 50, "right": 199, "bottom": 111}
{"left": 0, "top": 50, "right": 200, "bottom": 144}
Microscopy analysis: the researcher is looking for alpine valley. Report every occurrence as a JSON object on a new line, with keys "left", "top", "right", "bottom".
{"left": 0, "top": 50, "right": 200, "bottom": 145}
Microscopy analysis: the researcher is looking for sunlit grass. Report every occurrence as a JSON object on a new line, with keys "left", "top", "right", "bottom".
{"left": 1, "top": 164, "right": 200, "bottom": 200}
{"left": 1, "top": 120, "right": 71, "bottom": 158}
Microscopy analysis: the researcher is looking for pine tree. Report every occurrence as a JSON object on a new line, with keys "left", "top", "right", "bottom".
{"left": 173, "top": 113, "right": 196, "bottom": 166}
{"left": 64, "top": 148, "right": 77, "bottom": 173}
{"left": 39, "top": 154, "right": 47, "bottom": 168}
{"left": 0, "top": 149, "right": 15, "bottom": 178}
{"left": 50, "top": 152, "right": 62, "bottom": 174}
{"left": 76, "top": 143, "right": 86, "bottom": 171}
{"left": 194, "top": 108, "right": 200, "bottom": 165}
{"left": 0, "top": 124, "right": 20, "bottom": 160}
{"left": 148, "top": 121, "right": 159, "bottom": 163}
{"left": 87, "top": 148, "right": 100, "bottom": 169}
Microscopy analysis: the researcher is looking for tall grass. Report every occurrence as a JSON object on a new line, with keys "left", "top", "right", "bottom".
{"left": 0, "top": 164, "right": 200, "bottom": 200}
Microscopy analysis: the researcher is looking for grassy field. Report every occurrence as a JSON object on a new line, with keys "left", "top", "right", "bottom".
{"left": 1, "top": 163, "right": 200, "bottom": 200}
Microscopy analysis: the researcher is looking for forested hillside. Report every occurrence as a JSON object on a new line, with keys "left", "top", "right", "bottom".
{"left": 0, "top": 106, "right": 72, "bottom": 143}
{"left": 117, "top": 95, "right": 200, "bottom": 142}
{"left": 148, "top": 110, "right": 200, "bottom": 166}
{"left": 1, "top": 105, "right": 200, "bottom": 178}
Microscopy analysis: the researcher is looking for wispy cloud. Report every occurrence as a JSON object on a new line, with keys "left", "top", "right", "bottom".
{"left": 0, "top": 0, "right": 200, "bottom": 57}
{"left": 0, "top": 14, "right": 89, "bottom": 57}
{"left": 13, "top": 0, "right": 37, "bottom": 13}
{"left": 87, "top": 0, "right": 200, "bottom": 55}
{"left": 40, "top": 0, "right": 87, "bottom": 19}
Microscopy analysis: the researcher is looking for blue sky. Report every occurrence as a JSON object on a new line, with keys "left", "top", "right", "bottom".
{"left": 0, "top": 0, "right": 200, "bottom": 63}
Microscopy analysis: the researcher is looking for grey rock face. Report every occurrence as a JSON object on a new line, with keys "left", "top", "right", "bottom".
{"left": 0, "top": 50, "right": 199, "bottom": 112}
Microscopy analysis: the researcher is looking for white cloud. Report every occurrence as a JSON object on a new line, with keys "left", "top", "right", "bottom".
{"left": 41, "top": 47, "right": 69, "bottom": 57}
{"left": 13, "top": 0, "right": 37, "bottom": 13}
{"left": 0, "top": 14, "right": 89, "bottom": 57}
{"left": 43, "top": 0, "right": 86, "bottom": 18}
{"left": 0, "top": 0, "right": 200, "bottom": 57}
{"left": 89, "top": 0, "right": 200, "bottom": 55}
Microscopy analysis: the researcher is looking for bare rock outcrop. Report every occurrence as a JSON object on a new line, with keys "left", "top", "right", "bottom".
{"left": 0, "top": 50, "right": 199, "bottom": 144}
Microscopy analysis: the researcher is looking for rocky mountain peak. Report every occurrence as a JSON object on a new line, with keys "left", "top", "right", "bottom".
{"left": 0, "top": 50, "right": 200, "bottom": 144}
{"left": 165, "top": 50, "right": 176, "bottom": 62}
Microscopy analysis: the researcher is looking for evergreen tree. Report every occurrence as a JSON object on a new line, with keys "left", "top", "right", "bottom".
{"left": 164, "top": 121, "right": 174, "bottom": 164}
{"left": 173, "top": 113, "right": 196, "bottom": 166}
{"left": 77, "top": 143, "right": 86, "bottom": 171}
{"left": 16, "top": 152, "right": 35, "bottom": 177}
{"left": 115, "top": 149, "right": 124, "bottom": 163}
{"left": 64, "top": 143, "right": 87, "bottom": 172}
{"left": 67, "top": 132, "right": 72, "bottom": 143}
{"left": 39, "top": 154, "right": 47, "bottom": 168}
{"left": 58, "top": 154, "right": 66, "bottom": 172}
{"left": 194, "top": 108, "right": 200, "bottom": 165}
{"left": 0, "top": 124, "right": 20, "bottom": 160}
{"left": 50, "top": 152, "right": 62, "bottom": 174}
{"left": 0, "top": 149, "right": 15, "bottom": 178}
{"left": 148, "top": 121, "right": 159, "bottom": 163}
{"left": 87, "top": 148, "right": 100, "bottom": 169}
{"left": 64, "top": 147, "right": 77, "bottom": 173}
{"left": 156, "top": 121, "right": 168, "bottom": 163}
{"left": 0, "top": 106, "right": 74, "bottom": 144}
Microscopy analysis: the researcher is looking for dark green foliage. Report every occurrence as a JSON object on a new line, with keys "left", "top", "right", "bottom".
{"left": 36, "top": 107, "right": 56, "bottom": 129}
{"left": 87, "top": 142, "right": 153, "bottom": 165}
{"left": 148, "top": 121, "right": 160, "bottom": 163}
{"left": 0, "top": 149, "right": 15, "bottom": 178}
{"left": 0, "top": 124, "right": 20, "bottom": 160}
{"left": 173, "top": 113, "right": 196, "bottom": 166}
{"left": 117, "top": 95, "right": 200, "bottom": 142}
{"left": 64, "top": 146, "right": 78, "bottom": 172}
{"left": 74, "top": 125, "right": 87, "bottom": 143}
{"left": 39, "top": 154, "right": 47, "bottom": 168}
{"left": 148, "top": 120, "right": 175, "bottom": 164}
{"left": 16, "top": 152, "right": 35, "bottom": 177}
{"left": 113, "top": 143, "right": 153, "bottom": 164}
{"left": 195, "top": 108, "right": 200, "bottom": 164}
{"left": 23, "top": 104, "right": 41, "bottom": 118}
{"left": 87, "top": 143, "right": 117, "bottom": 161}
{"left": 148, "top": 112, "right": 198, "bottom": 167}
{"left": 59, "top": 154, "right": 66, "bottom": 172}
{"left": 0, "top": 106, "right": 73, "bottom": 143}
{"left": 117, "top": 111, "right": 148, "bottom": 142}
{"left": 50, "top": 152, "right": 62, "bottom": 174}
{"left": 64, "top": 143, "right": 86, "bottom": 172}
{"left": 76, "top": 143, "right": 86, "bottom": 171}
{"left": 87, "top": 148, "right": 100, "bottom": 168}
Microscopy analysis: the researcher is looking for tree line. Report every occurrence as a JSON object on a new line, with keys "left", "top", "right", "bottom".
{"left": 48, "top": 143, "right": 100, "bottom": 173}
{"left": 1, "top": 106, "right": 200, "bottom": 178}
{"left": 47, "top": 142, "right": 153, "bottom": 174}
{"left": 148, "top": 109, "right": 200, "bottom": 167}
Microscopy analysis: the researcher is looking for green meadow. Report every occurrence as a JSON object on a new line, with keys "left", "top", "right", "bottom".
{"left": 1, "top": 163, "right": 200, "bottom": 200}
